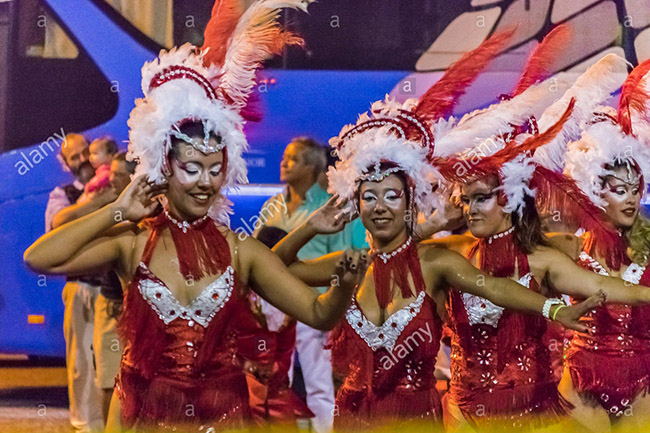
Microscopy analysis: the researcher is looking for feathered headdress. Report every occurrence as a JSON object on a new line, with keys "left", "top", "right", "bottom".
{"left": 539, "top": 59, "right": 650, "bottom": 268}
{"left": 432, "top": 25, "right": 572, "bottom": 158}
{"left": 433, "top": 99, "right": 576, "bottom": 216}
{"left": 430, "top": 26, "right": 578, "bottom": 216}
{"left": 127, "top": 0, "right": 312, "bottom": 224}
{"left": 564, "top": 59, "right": 650, "bottom": 209}
{"left": 327, "top": 30, "right": 514, "bottom": 215}
{"left": 534, "top": 53, "right": 629, "bottom": 171}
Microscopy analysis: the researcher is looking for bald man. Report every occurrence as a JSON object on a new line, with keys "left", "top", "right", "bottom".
{"left": 45, "top": 133, "right": 119, "bottom": 432}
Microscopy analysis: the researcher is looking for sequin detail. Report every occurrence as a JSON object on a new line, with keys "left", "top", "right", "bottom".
{"left": 138, "top": 263, "right": 234, "bottom": 327}
{"left": 346, "top": 291, "right": 426, "bottom": 351}
{"left": 461, "top": 273, "right": 532, "bottom": 327}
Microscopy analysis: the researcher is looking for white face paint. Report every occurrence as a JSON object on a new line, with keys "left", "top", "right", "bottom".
{"left": 361, "top": 189, "right": 405, "bottom": 210}
{"left": 459, "top": 178, "right": 512, "bottom": 238}
{"left": 172, "top": 159, "right": 223, "bottom": 185}
{"left": 602, "top": 166, "right": 642, "bottom": 229}
{"left": 165, "top": 141, "right": 225, "bottom": 220}
{"left": 358, "top": 174, "right": 409, "bottom": 246}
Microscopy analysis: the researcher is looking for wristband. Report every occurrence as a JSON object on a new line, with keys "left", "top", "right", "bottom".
{"left": 551, "top": 304, "right": 567, "bottom": 321}
{"left": 542, "top": 298, "right": 565, "bottom": 319}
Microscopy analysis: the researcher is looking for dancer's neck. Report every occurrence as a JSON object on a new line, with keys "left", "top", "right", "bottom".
{"left": 166, "top": 202, "right": 204, "bottom": 223}
{"left": 373, "top": 230, "right": 410, "bottom": 253}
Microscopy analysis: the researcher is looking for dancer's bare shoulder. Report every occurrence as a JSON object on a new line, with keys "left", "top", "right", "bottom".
{"left": 419, "top": 234, "right": 474, "bottom": 255}
{"left": 547, "top": 232, "right": 583, "bottom": 260}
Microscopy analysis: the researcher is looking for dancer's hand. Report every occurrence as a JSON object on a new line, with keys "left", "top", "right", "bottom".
{"left": 553, "top": 290, "right": 606, "bottom": 332}
{"left": 113, "top": 175, "right": 167, "bottom": 222}
{"left": 414, "top": 191, "right": 463, "bottom": 241}
{"left": 307, "top": 195, "right": 354, "bottom": 235}
{"left": 89, "top": 187, "right": 119, "bottom": 208}
{"left": 334, "top": 248, "right": 371, "bottom": 293}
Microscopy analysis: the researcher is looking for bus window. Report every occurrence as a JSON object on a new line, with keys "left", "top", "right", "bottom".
{"left": 102, "top": 0, "right": 173, "bottom": 48}
{"left": 273, "top": 0, "right": 463, "bottom": 70}
{"left": 17, "top": 1, "right": 78, "bottom": 59}
{"left": 5, "top": 0, "right": 117, "bottom": 152}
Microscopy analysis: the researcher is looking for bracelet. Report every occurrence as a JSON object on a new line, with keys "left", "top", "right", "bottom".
{"left": 542, "top": 298, "right": 565, "bottom": 319}
{"left": 551, "top": 304, "right": 568, "bottom": 321}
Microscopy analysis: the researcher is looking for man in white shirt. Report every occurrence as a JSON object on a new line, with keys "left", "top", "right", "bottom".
{"left": 45, "top": 133, "right": 117, "bottom": 432}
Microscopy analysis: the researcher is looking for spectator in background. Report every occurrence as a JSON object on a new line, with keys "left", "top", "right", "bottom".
{"left": 46, "top": 134, "right": 122, "bottom": 432}
{"left": 253, "top": 136, "right": 367, "bottom": 433}
{"left": 85, "top": 137, "right": 118, "bottom": 195}
{"left": 91, "top": 151, "right": 136, "bottom": 423}
{"left": 46, "top": 134, "right": 104, "bottom": 432}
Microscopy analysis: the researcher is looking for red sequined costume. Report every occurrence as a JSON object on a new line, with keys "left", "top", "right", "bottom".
{"left": 446, "top": 231, "right": 571, "bottom": 428}
{"left": 237, "top": 295, "right": 313, "bottom": 425}
{"left": 567, "top": 234, "right": 650, "bottom": 416}
{"left": 116, "top": 216, "right": 252, "bottom": 431}
{"left": 327, "top": 243, "right": 443, "bottom": 431}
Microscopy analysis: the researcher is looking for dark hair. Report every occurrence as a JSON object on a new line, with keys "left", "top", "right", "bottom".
{"left": 511, "top": 194, "right": 549, "bottom": 253}
{"left": 94, "top": 137, "right": 118, "bottom": 155}
{"left": 256, "top": 226, "right": 289, "bottom": 249}
{"left": 167, "top": 121, "right": 227, "bottom": 176}
{"left": 324, "top": 145, "right": 339, "bottom": 169}
{"left": 601, "top": 159, "right": 644, "bottom": 189}
{"left": 113, "top": 151, "right": 137, "bottom": 175}
{"left": 291, "top": 136, "right": 327, "bottom": 175}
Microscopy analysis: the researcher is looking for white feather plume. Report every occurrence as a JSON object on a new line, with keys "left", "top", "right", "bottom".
{"left": 433, "top": 76, "right": 570, "bottom": 157}
{"left": 219, "top": 0, "right": 313, "bottom": 111}
{"left": 534, "top": 53, "right": 629, "bottom": 171}
{"left": 499, "top": 154, "right": 537, "bottom": 217}
{"left": 564, "top": 119, "right": 650, "bottom": 208}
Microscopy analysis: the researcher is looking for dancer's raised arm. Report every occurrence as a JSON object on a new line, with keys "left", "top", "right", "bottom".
{"left": 23, "top": 175, "right": 164, "bottom": 277}
{"left": 539, "top": 245, "right": 650, "bottom": 304}
{"left": 272, "top": 195, "right": 366, "bottom": 286}
{"left": 425, "top": 247, "right": 605, "bottom": 331}
{"left": 243, "top": 235, "right": 368, "bottom": 330}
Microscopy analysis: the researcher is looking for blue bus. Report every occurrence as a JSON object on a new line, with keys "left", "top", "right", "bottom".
{"left": 1, "top": 0, "right": 647, "bottom": 357}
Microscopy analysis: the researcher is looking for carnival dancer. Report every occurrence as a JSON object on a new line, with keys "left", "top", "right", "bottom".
{"left": 549, "top": 59, "right": 650, "bottom": 432}
{"left": 23, "top": 1, "right": 372, "bottom": 431}
{"left": 271, "top": 32, "right": 604, "bottom": 431}
{"left": 416, "top": 51, "right": 650, "bottom": 431}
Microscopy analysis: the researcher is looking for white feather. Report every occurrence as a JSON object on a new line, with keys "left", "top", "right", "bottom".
{"left": 433, "top": 76, "right": 571, "bottom": 157}
{"left": 499, "top": 155, "right": 537, "bottom": 217}
{"left": 534, "top": 53, "right": 628, "bottom": 171}
{"left": 564, "top": 120, "right": 650, "bottom": 208}
{"left": 219, "top": 0, "right": 313, "bottom": 110}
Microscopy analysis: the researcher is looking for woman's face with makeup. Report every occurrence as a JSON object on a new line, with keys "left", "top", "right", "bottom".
{"left": 358, "top": 174, "right": 408, "bottom": 244}
{"left": 166, "top": 140, "right": 225, "bottom": 220}
{"left": 602, "top": 166, "right": 642, "bottom": 229}
{"left": 459, "top": 177, "right": 511, "bottom": 238}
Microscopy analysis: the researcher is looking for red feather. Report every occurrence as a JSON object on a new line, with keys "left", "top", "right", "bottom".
{"left": 512, "top": 24, "right": 572, "bottom": 96}
{"left": 201, "top": 0, "right": 244, "bottom": 68}
{"left": 530, "top": 166, "right": 626, "bottom": 269}
{"left": 618, "top": 58, "right": 650, "bottom": 135}
{"left": 434, "top": 98, "right": 576, "bottom": 181}
{"left": 414, "top": 28, "right": 515, "bottom": 121}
